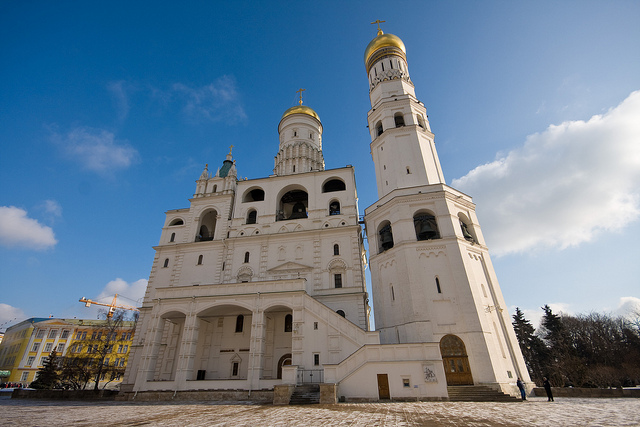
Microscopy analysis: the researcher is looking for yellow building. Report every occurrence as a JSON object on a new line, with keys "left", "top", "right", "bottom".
{"left": 0, "top": 317, "right": 135, "bottom": 389}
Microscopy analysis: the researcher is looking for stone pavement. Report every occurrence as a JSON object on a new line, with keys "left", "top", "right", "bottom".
{"left": 1, "top": 396, "right": 639, "bottom": 426}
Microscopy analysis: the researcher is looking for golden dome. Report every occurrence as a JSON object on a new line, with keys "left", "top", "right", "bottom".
{"left": 280, "top": 104, "right": 321, "bottom": 123}
{"left": 364, "top": 31, "right": 406, "bottom": 69}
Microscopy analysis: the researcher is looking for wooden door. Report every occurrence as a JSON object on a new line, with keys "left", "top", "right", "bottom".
{"left": 377, "top": 374, "right": 390, "bottom": 399}
{"left": 440, "top": 335, "right": 474, "bottom": 386}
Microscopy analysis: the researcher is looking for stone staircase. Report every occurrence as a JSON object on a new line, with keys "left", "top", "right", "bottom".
{"left": 447, "top": 386, "right": 521, "bottom": 402}
{"left": 289, "top": 384, "right": 320, "bottom": 405}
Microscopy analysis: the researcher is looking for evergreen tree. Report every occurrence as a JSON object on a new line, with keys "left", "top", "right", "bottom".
{"left": 539, "top": 305, "right": 583, "bottom": 386}
{"left": 512, "top": 307, "right": 546, "bottom": 384}
{"left": 30, "top": 350, "right": 60, "bottom": 389}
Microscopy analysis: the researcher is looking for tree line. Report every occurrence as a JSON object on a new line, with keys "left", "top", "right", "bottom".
{"left": 512, "top": 305, "right": 640, "bottom": 388}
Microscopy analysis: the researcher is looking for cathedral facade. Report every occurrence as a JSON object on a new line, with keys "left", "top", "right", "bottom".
{"left": 121, "top": 27, "right": 530, "bottom": 402}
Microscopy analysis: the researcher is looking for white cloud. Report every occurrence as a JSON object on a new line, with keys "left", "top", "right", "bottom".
{"left": 453, "top": 90, "right": 640, "bottom": 256}
{"left": 616, "top": 296, "right": 640, "bottom": 319}
{"left": 171, "top": 76, "right": 247, "bottom": 124}
{"left": 43, "top": 200, "right": 62, "bottom": 217}
{"left": 53, "top": 126, "right": 139, "bottom": 173}
{"left": 0, "top": 303, "right": 27, "bottom": 327}
{"left": 0, "top": 206, "right": 57, "bottom": 250}
{"left": 95, "top": 278, "right": 148, "bottom": 307}
{"left": 512, "top": 303, "right": 573, "bottom": 329}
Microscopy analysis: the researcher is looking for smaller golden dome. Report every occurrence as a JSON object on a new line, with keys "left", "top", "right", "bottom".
{"left": 281, "top": 105, "right": 321, "bottom": 123}
{"left": 364, "top": 31, "right": 406, "bottom": 69}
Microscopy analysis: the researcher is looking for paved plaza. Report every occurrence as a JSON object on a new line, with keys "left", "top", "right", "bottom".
{"left": 2, "top": 396, "right": 640, "bottom": 426}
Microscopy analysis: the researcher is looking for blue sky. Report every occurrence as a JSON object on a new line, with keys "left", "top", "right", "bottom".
{"left": 1, "top": 1, "right": 639, "bottom": 329}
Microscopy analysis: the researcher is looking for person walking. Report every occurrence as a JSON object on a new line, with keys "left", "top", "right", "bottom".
{"left": 516, "top": 377, "right": 526, "bottom": 401}
{"left": 543, "top": 377, "right": 554, "bottom": 401}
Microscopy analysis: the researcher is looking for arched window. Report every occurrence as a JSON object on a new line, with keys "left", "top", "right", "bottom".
{"left": 246, "top": 210, "right": 257, "bottom": 224}
{"left": 376, "top": 121, "right": 383, "bottom": 136}
{"left": 329, "top": 201, "right": 340, "bottom": 215}
{"left": 170, "top": 233, "right": 175, "bottom": 242}
{"left": 414, "top": 212, "right": 440, "bottom": 241}
{"left": 235, "top": 315, "right": 244, "bottom": 333}
{"left": 197, "top": 255, "right": 203, "bottom": 265}
{"left": 213, "top": 185, "right": 217, "bottom": 193}
{"left": 333, "top": 244, "right": 340, "bottom": 256}
{"left": 436, "top": 277, "right": 442, "bottom": 294}
{"left": 243, "top": 188, "right": 265, "bottom": 202}
{"left": 163, "top": 258, "right": 169, "bottom": 268}
{"left": 169, "top": 219, "right": 184, "bottom": 226}
{"left": 334, "top": 274, "right": 343, "bottom": 288}
{"left": 460, "top": 219, "right": 476, "bottom": 243}
{"left": 284, "top": 314, "right": 292, "bottom": 332}
{"left": 322, "top": 179, "right": 346, "bottom": 193}
{"left": 417, "top": 115, "right": 425, "bottom": 128}
{"left": 378, "top": 222, "right": 394, "bottom": 253}
{"left": 196, "top": 210, "right": 217, "bottom": 241}
{"left": 394, "top": 113, "right": 405, "bottom": 127}
{"left": 278, "top": 189, "right": 308, "bottom": 220}
{"left": 336, "top": 310, "right": 346, "bottom": 318}
{"left": 244, "top": 252, "right": 250, "bottom": 263}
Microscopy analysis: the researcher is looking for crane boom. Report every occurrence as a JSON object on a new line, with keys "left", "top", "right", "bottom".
{"left": 79, "top": 293, "right": 139, "bottom": 318}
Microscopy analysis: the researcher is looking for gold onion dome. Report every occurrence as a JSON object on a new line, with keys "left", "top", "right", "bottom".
{"left": 281, "top": 104, "right": 321, "bottom": 123}
{"left": 364, "top": 30, "right": 406, "bottom": 69}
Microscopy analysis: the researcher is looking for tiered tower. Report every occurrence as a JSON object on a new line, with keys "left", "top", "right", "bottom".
{"left": 363, "top": 24, "right": 531, "bottom": 391}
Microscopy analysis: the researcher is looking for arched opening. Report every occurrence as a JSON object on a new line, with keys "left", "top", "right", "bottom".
{"left": 414, "top": 211, "right": 440, "bottom": 241}
{"left": 333, "top": 244, "right": 340, "bottom": 256}
{"left": 170, "top": 232, "right": 175, "bottom": 242}
{"left": 163, "top": 258, "right": 169, "bottom": 268}
{"left": 277, "top": 353, "right": 292, "bottom": 380}
{"left": 329, "top": 200, "right": 340, "bottom": 215}
{"left": 147, "top": 311, "right": 186, "bottom": 381}
{"left": 169, "top": 219, "right": 184, "bottom": 226}
{"left": 376, "top": 121, "right": 383, "bottom": 136}
{"left": 243, "top": 188, "right": 265, "bottom": 202}
{"left": 244, "top": 252, "right": 250, "bottom": 263}
{"left": 196, "top": 210, "right": 217, "bottom": 241}
{"left": 278, "top": 189, "right": 308, "bottom": 220}
{"left": 322, "top": 179, "right": 346, "bottom": 193}
{"left": 197, "top": 255, "right": 203, "bottom": 265}
{"left": 235, "top": 315, "right": 244, "bottom": 333}
{"left": 458, "top": 214, "right": 477, "bottom": 243}
{"left": 336, "top": 310, "right": 346, "bottom": 318}
{"left": 439, "top": 335, "right": 474, "bottom": 385}
{"left": 378, "top": 221, "right": 394, "bottom": 253}
{"left": 246, "top": 210, "right": 257, "bottom": 224}
{"left": 416, "top": 114, "right": 425, "bottom": 129}
{"left": 394, "top": 113, "right": 405, "bottom": 127}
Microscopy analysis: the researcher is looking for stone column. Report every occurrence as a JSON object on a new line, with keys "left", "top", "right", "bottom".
{"left": 174, "top": 310, "right": 200, "bottom": 387}
{"left": 140, "top": 313, "right": 164, "bottom": 383}
{"left": 247, "top": 308, "right": 266, "bottom": 390}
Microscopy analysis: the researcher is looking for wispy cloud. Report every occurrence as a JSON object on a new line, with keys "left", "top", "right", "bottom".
{"left": 170, "top": 76, "right": 247, "bottom": 124}
{"left": 0, "top": 303, "right": 27, "bottom": 327}
{"left": 108, "top": 80, "right": 133, "bottom": 122}
{"left": 95, "top": 278, "right": 147, "bottom": 306}
{"left": 453, "top": 90, "right": 640, "bottom": 256}
{"left": 0, "top": 206, "right": 57, "bottom": 250}
{"left": 52, "top": 126, "right": 139, "bottom": 174}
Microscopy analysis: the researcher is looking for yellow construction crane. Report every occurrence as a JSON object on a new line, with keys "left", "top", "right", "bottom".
{"left": 79, "top": 294, "right": 139, "bottom": 318}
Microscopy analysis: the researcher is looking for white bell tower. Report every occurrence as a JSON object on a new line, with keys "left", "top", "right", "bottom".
{"left": 363, "top": 22, "right": 531, "bottom": 393}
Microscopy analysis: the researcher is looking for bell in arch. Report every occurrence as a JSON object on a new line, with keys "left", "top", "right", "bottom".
{"left": 288, "top": 201, "right": 307, "bottom": 219}
{"left": 460, "top": 221, "right": 475, "bottom": 242}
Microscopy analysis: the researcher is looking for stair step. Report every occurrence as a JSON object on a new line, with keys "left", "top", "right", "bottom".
{"left": 289, "top": 384, "right": 320, "bottom": 405}
{"left": 447, "top": 386, "right": 520, "bottom": 402}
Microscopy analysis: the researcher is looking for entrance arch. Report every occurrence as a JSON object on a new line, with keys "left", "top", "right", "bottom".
{"left": 439, "top": 334, "right": 473, "bottom": 385}
{"left": 277, "top": 353, "right": 292, "bottom": 379}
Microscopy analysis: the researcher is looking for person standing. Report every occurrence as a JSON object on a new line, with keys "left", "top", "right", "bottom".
{"left": 543, "top": 377, "right": 554, "bottom": 401}
{"left": 516, "top": 377, "right": 526, "bottom": 401}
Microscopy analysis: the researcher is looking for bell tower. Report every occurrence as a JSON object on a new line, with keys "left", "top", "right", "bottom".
{"left": 363, "top": 23, "right": 531, "bottom": 394}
